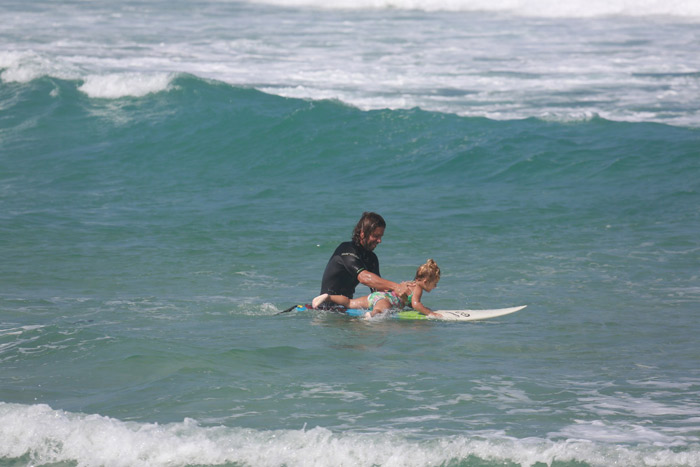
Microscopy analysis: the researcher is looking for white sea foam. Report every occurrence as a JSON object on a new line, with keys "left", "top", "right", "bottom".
{"left": 296, "top": 382, "right": 368, "bottom": 402}
{"left": 0, "top": 51, "right": 79, "bottom": 83}
{"left": 0, "top": 325, "right": 46, "bottom": 358}
{"left": 551, "top": 419, "right": 692, "bottom": 446}
{"left": 581, "top": 393, "right": 700, "bottom": 418}
{"left": 1, "top": 402, "right": 698, "bottom": 467}
{"left": 78, "top": 73, "right": 175, "bottom": 99}
{"left": 248, "top": 0, "right": 700, "bottom": 18}
{"left": 1, "top": 0, "right": 699, "bottom": 126}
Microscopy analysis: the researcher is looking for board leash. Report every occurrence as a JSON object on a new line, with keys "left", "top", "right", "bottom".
{"left": 276, "top": 305, "right": 299, "bottom": 315}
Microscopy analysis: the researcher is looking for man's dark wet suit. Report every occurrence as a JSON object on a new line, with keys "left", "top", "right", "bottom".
{"left": 320, "top": 241, "right": 379, "bottom": 299}
{"left": 314, "top": 212, "right": 412, "bottom": 309}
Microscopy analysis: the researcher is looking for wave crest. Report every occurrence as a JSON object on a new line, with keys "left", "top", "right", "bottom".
{"left": 247, "top": 0, "right": 700, "bottom": 18}
{"left": 78, "top": 72, "right": 175, "bottom": 99}
{"left": 1, "top": 402, "right": 698, "bottom": 467}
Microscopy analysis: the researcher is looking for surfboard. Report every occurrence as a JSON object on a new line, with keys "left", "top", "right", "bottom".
{"left": 285, "top": 305, "right": 526, "bottom": 321}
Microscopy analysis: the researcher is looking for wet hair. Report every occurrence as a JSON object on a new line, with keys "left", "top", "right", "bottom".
{"left": 352, "top": 212, "right": 386, "bottom": 246}
{"left": 415, "top": 259, "right": 441, "bottom": 283}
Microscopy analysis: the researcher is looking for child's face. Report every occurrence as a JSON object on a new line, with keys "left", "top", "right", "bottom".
{"left": 421, "top": 278, "right": 439, "bottom": 292}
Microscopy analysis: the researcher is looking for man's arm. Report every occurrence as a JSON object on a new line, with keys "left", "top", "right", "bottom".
{"left": 357, "top": 270, "right": 412, "bottom": 297}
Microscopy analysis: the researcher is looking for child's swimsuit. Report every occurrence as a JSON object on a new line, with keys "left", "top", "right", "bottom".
{"left": 367, "top": 291, "right": 414, "bottom": 310}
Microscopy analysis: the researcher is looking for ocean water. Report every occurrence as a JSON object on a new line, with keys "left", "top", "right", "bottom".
{"left": 1, "top": 0, "right": 699, "bottom": 466}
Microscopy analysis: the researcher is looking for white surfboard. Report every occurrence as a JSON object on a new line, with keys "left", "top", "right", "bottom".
{"left": 346, "top": 305, "right": 526, "bottom": 321}
{"left": 411, "top": 305, "right": 526, "bottom": 321}
{"left": 284, "top": 305, "right": 526, "bottom": 321}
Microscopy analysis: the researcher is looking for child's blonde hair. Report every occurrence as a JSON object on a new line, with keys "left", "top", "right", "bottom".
{"left": 414, "top": 259, "right": 440, "bottom": 283}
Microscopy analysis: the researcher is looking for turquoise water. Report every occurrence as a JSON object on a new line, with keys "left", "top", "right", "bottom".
{"left": 2, "top": 1, "right": 700, "bottom": 466}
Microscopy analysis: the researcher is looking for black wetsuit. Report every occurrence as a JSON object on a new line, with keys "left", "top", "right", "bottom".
{"left": 320, "top": 241, "right": 380, "bottom": 298}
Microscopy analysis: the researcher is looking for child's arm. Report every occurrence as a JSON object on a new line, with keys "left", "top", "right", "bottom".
{"left": 408, "top": 285, "right": 441, "bottom": 317}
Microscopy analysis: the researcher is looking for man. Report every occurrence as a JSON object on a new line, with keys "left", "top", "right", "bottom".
{"left": 315, "top": 212, "right": 411, "bottom": 308}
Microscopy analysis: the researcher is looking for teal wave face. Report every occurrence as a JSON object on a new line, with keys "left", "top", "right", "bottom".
{"left": 2, "top": 76, "right": 699, "bottom": 303}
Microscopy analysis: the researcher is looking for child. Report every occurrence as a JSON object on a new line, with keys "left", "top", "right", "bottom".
{"left": 312, "top": 259, "right": 442, "bottom": 319}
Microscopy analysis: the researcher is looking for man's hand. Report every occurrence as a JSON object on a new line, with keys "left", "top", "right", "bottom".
{"left": 394, "top": 281, "right": 414, "bottom": 300}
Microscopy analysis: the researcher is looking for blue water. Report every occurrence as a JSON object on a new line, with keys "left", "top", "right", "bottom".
{"left": 2, "top": 1, "right": 700, "bottom": 466}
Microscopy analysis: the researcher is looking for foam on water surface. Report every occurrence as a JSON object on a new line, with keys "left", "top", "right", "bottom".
{"left": 2, "top": 403, "right": 698, "bottom": 467}
{"left": 1, "top": 0, "right": 699, "bottom": 125}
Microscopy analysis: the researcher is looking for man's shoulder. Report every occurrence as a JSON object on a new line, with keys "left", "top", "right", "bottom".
{"left": 333, "top": 241, "right": 376, "bottom": 262}
{"left": 334, "top": 241, "right": 359, "bottom": 254}
{"left": 339, "top": 241, "right": 377, "bottom": 262}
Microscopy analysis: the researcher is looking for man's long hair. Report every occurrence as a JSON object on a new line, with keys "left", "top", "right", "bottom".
{"left": 352, "top": 212, "right": 386, "bottom": 246}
